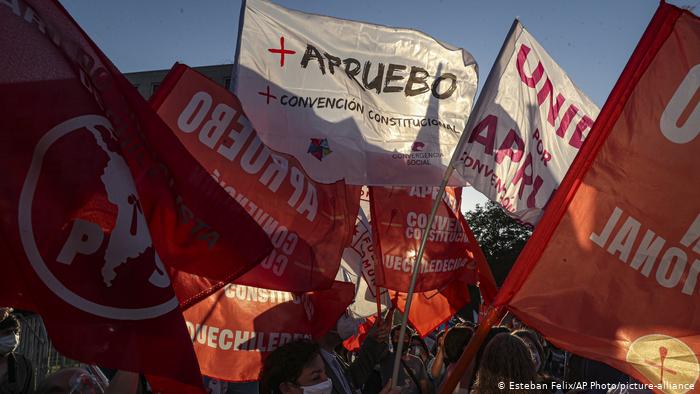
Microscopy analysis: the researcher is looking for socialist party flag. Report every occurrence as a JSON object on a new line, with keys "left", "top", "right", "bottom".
{"left": 182, "top": 280, "right": 354, "bottom": 382}
{"left": 233, "top": 0, "right": 477, "bottom": 185}
{"left": 454, "top": 20, "right": 600, "bottom": 228}
{"left": 335, "top": 186, "right": 391, "bottom": 319}
{"left": 151, "top": 64, "right": 361, "bottom": 293}
{"left": 0, "top": 0, "right": 276, "bottom": 388}
{"left": 495, "top": 4, "right": 700, "bottom": 392}
{"left": 370, "top": 187, "right": 479, "bottom": 293}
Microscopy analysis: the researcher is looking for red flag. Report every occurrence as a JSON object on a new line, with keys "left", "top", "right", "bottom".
{"left": 336, "top": 186, "right": 391, "bottom": 319}
{"left": 0, "top": 0, "right": 272, "bottom": 387}
{"left": 182, "top": 280, "right": 355, "bottom": 382}
{"left": 390, "top": 277, "right": 471, "bottom": 337}
{"left": 496, "top": 4, "right": 700, "bottom": 391}
{"left": 151, "top": 64, "right": 361, "bottom": 294}
{"left": 370, "top": 187, "right": 478, "bottom": 292}
{"left": 343, "top": 315, "right": 378, "bottom": 352}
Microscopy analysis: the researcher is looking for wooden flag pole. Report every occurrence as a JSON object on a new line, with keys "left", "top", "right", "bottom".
{"left": 438, "top": 305, "right": 506, "bottom": 394}
{"left": 390, "top": 165, "right": 455, "bottom": 386}
{"left": 390, "top": 19, "right": 521, "bottom": 388}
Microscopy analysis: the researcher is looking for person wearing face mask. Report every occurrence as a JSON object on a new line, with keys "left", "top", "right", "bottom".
{"left": 378, "top": 326, "right": 431, "bottom": 394}
{"left": 408, "top": 338, "right": 430, "bottom": 368}
{"left": 260, "top": 339, "right": 331, "bottom": 394}
{"left": 260, "top": 339, "right": 401, "bottom": 394}
{"left": 0, "top": 309, "right": 34, "bottom": 394}
{"left": 317, "top": 313, "right": 390, "bottom": 394}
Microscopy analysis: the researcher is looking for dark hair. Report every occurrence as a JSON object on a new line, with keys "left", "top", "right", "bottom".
{"left": 443, "top": 326, "right": 473, "bottom": 364}
{"left": 260, "top": 340, "right": 321, "bottom": 394}
{"left": 474, "top": 326, "right": 510, "bottom": 371}
{"left": 410, "top": 336, "right": 429, "bottom": 354}
{"left": 512, "top": 329, "right": 545, "bottom": 372}
{"left": 472, "top": 333, "right": 538, "bottom": 394}
{"left": 0, "top": 313, "right": 20, "bottom": 334}
{"left": 391, "top": 325, "right": 414, "bottom": 338}
{"left": 390, "top": 325, "right": 415, "bottom": 344}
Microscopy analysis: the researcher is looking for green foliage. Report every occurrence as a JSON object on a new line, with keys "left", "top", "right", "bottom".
{"left": 464, "top": 200, "right": 532, "bottom": 286}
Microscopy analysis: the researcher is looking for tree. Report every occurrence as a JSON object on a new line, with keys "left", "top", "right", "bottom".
{"left": 465, "top": 201, "right": 532, "bottom": 286}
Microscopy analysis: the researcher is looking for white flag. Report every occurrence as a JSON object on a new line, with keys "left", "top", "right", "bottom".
{"left": 234, "top": 0, "right": 478, "bottom": 185}
{"left": 454, "top": 21, "right": 600, "bottom": 227}
{"left": 335, "top": 187, "right": 390, "bottom": 319}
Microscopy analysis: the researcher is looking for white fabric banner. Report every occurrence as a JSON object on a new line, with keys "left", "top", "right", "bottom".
{"left": 335, "top": 187, "right": 390, "bottom": 319}
{"left": 454, "top": 21, "right": 600, "bottom": 227}
{"left": 234, "top": 0, "right": 478, "bottom": 185}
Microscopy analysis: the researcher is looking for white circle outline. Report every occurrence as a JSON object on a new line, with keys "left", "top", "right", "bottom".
{"left": 18, "top": 115, "right": 178, "bottom": 320}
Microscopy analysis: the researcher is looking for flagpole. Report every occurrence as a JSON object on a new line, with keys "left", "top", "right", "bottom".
{"left": 389, "top": 155, "right": 458, "bottom": 387}
{"left": 390, "top": 19, "right": 522, "bottom": 388}
{"left": 438, "top": 305, "right": 506, "bottom": 394}
{"left": 230, "top": 0, "right": 247, "bottom": 92}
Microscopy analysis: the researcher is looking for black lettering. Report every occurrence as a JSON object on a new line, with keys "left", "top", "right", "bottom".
{"left": 324, "top": 53, "right": 342, "bottom": 75}
{"left": 405, "top": 67, "right": 430, "bottom": 97}
{"left": 384, "top": 64, "right": 406, "bottom": 93}
{"left": 431, "top": 73, "right": 457, "bottom": 99}
{"left": 343, "top": 58, "right": 364, "bottom": 90}
{"left": 362, "top": 61, "right": 384, "bottom": 94}
{"left": 300, "top": 44, "right": 325, "bottom": 75}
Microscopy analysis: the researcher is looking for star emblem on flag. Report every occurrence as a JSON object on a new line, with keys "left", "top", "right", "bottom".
{"left": 307, "top": 138, "right": 332, "bottom": 161}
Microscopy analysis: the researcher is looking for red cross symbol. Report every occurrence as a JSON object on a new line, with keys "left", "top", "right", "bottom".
{"left": 268, "top": 36, "right": 296, "bottom": 67}
{"left": 258, "top": 85, "right": 277, "bottom": 104}
{"left": 645, "top": 346, "right": 677, "bottom": 384}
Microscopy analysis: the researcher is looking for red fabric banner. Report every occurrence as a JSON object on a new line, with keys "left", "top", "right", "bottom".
{"left": 343, "top": 315, "right": 378, "bottom": 352}
{"left": 390, "top": 277, "right": 471, "bottom": 337}
{"left": 151, "top": 64, "right": 361, "bottom": 295}
{"left": 496, "top": 4, "right": 700, "bottom": 392}
{"left": 0, "top": 0, "right": 277, "bottom": 388}
{"left": 370, "top": 187, "right": 478, "bottom": 292}
{"left": 183, "top": 280, "right": 354, "bottom": 382}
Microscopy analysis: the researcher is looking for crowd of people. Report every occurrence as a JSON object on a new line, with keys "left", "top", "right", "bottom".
{"left": 258, "top": 315, "right": 566, "bottom": 394}
{"left": 0, "top": 308, "right": 648, "bottom": 394}
{"left": 258, "top": 314, "right": 653, "bottom": 394}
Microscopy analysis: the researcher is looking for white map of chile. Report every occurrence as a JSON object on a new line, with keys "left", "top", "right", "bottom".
{"left": 87, "top": 126, "right": 169, "bottom": 288}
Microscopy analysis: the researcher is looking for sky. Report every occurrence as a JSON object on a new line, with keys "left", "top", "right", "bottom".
{"left": 59, "top": 0, "right": 696, "bottom": 212}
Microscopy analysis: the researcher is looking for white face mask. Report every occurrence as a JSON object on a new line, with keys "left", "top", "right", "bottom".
{"left": 336, "top": 314, "right": 358, "bottom": 341}
{"left": 301, "top": 378, "right": 332, "bottom": 394}
{"left": 0, "top": 333, "right": 19, "bottom": 355}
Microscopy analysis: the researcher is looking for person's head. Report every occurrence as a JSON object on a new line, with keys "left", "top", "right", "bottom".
{"left": 409, "top": 337, "right": 430, "bottom": 364}
{"left": 474, "top": 326, "right": 510, "bottom": 371}
{"left": 0, "top": 311, "right": 20, "bottom": 357}
{"left": 472, "top": 333, "right": 536, "bottom": 394}
{"left": 512, "top": 329, "right": 545, "bottom": 373}
{"left": 443, "top": 326, "right": 473, "bottom": 365}
{"left": 260, "top": 340, "right": 330, "bottom": 394}
{"left": 390, "top": 325, "right": 413, "bottom": 354}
